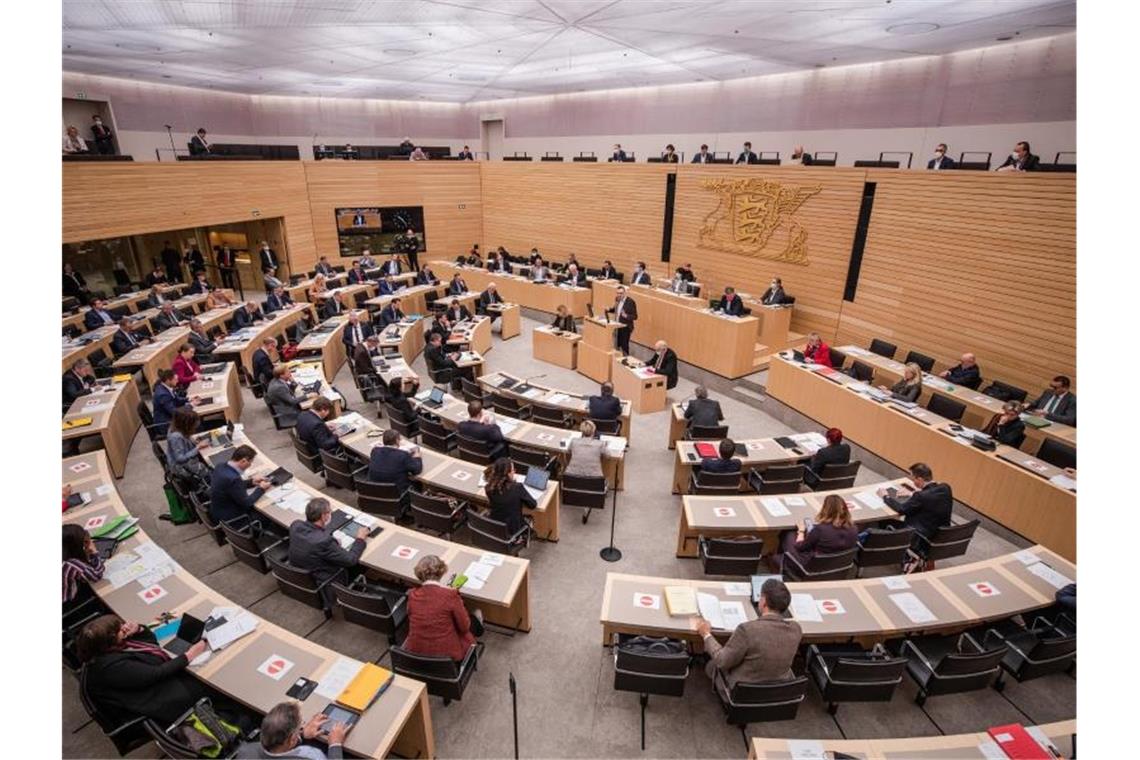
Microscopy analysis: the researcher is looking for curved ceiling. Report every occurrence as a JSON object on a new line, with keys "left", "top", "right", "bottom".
{"left": 62, "top": 0, "right": 1076, "bottom": 103}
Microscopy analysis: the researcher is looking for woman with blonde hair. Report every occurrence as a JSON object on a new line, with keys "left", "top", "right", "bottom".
{"left": 565, "top": 419, "right": 605, "bottom": 478}
{"left": 308, "top": 273, "right": 328, "bottom": 300}
{"left": 769, "top": 494, "right": 858, "bottom": 572}
{"left": 881, "top": 362, "right": 923, "bottom": 402}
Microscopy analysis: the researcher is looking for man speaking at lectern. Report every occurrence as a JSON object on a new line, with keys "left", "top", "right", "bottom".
{"left": 607, "top": 286, "right": 637, "bottom": 356}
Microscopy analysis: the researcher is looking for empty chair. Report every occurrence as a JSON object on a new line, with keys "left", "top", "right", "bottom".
{"left": 983, "top": 619, "right": 1077, "bottom": 687}
{"left": 685, "top": 424, "right": 729, "bottom": 441}
{"left": 467, "top": 510, "right": 531, "bottom": 555}
{"left": 612, "top": 634, "right": 690, "bottom": 751}
{"left": 898, "top": 633, "right": 1007, "bottom": 705}
{"left": 390, "top": 643, "right": 483, "bottom": 705}
{"left": 590, "top": 417, "right": 622, "bottom": 436}
{"left": 290, "top": 428, "right": 322, "bottom": 473}
{"left": 747, "top": 464, "right": 804, "bottom": 495}
{"left": 690, "top": 469, "right": 743, "bottom": 495}
{"left": 418, "top": 416, "right": 456, "bottom": 454}
{"left": 903, "top": 350, "right": 935, "bottom": 373}
{"left": 456, "top": 433, "right": 495, "bottom": 466}
{"left": 868, "top": 338, "right": 897, "bottom": 359}
{"left": 189, "top": 491, "right": 226, "bottom": 547}
{"left": 699, "top": 536, "right": 764, "bottom": 576}
{"left": 460, "top": 376, "right": 491, "bottom": 404}
{"left": 982, "top": 380, "right": 1029, "bottom": 403}
{"left": 856, "top": 527, "right": 915, "bottom": 574}
{"left": 491, "top": 392, "right": 531, "bottom": 420}
{"left": 561, "top": 473, "right": 610, "bottom": 524}
{"left": 354, "top": 372, "right": 387, "bottom": 407}
{"left": 714, "top": 674, "right": 809, "bottom": 727}
{"left": 926, "top": 393, "right": 966, "bottom": 422}
{"left": 531, "top": 404, "right": 571, "bottom": 429}
{"left": 331, "top": 577, "right": 409, "bottom": 644}
{"left": 1036, "top": 439, "right": 1076, "bottom": 470}
{"left": 849, "top": 361, "right": 874, "bottom": 383}
{"left": 267, "top": 555, "right": 335, "bottom": 616}
{"left": 354, "top": 475, "right": 411, "bottom": 521}
{"left": 410, "top": 490, "right": 468, "bottom": 539}
{"left": 426, "top": 363, "right": 454, "bottom": 388}
{"left": 319, "top": 448, "right": 364, "bottom": 490}
{"left": 827, "top": 348, "right": 847, "bottom": 369}
{"left": 384, "top": 402, "right": 421, "bottom": 439}
{"left": 782, "top": 546, "right": 858, "bottom": 582}
{"left": 911, "top": 519, "right": 979, "bottom": 571}
{"left": 803, "top": 460, "right": 860, "bottom": 491}
{"left": 806, "top": 644, "right": 909, "bottom": 715}
{"left": 510, "top": 444, "right": 558, "bottom": 478}
{"left": 220, "top": 517, "right": 287, "bottom": 574}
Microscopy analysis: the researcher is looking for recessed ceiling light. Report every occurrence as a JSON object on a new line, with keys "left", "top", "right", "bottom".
{"left": 886, "top": 22, "right": 940, "bottom": 35}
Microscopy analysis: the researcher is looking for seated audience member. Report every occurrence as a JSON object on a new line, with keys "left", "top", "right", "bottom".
{"left": 588, "top": 382, "right": 622, "bottom": 421}
{"left": 84, "top": 298, "right": 117, "bottom": 330}
{"left": 188, "top": 271, "right": 213, "bottom": 295}
{"left": 341, "top": 311, "right": 374, "bottom": 351}
{"left": 63, "top": 125, "right": 89, "bottom": 154}
{"left": 379, "top": 297, "right": 405, "bottom": 328}
{"left": 630, "top": 261, "right": 652, "bottom": 285}
{"left": 171, "top": 343, "right": 201, "bottom": 388}
{"left": 383, "top": 254, "right": 402, "bottom": 276}
{"left": 187, "top": 319, "right": 217, "bottom": 361}
{"left": 233, "top": 300, "right": 265, "bottom": 329}
{"left": 692, "top": 144, "right": 713, "bottom": 163}
{"left": 760, "top": 277, "right": 787, "bottom": 305}
{"left": 76, "top": 614, "right": 211, "bottom": 726}
{"left": 111, "top": 316, "right": 151, "bottom": 356}
{"left": 996, "top": 141, "right": 1040, "bottom": 172}
{"left": 387, "top": 377, "right": 419, "bottom": 424}
{"left": 251, "top": 338, "right": 278, "bottom": 388}
{"left": 804, "top": 427, "right": 850, "bottom": 487}
{"left": 145, "top": 284, "right": 167, "bottom": 309}
{"left": 986, "top": 401, "right": 1027, "bottom": 446}
{"left": 565, "top": 420, "right": 605, "bottom": 479}
{"left": 561, "top": 263, "right": 586, "bottom": 287}
{"left": 208, "top": 444, "right": 272, "bottom": 524}
{"left": 427, "top": 312, "right": 452, "bottom": 342}
{"left": 551, "top": 304, "right": 576, "bottom": 332}
{"left": 466, "top": 245, "right": 483, "bottom": 267}
{"left": 62, "top": 524, "right": 105, "bottom": 616}
{"left": 458, "top": 401, "right": 508, "bottom": 460}
{"left": 153, "top": 302, "right": 190, "bottom": 332}
{"left": 484, "top": 457, "right": 537, "bottom": 534}
{"left": 367, "top": 429, "right": 423, "bottom": 492}
{"left": 881, "top": 362, "right": 922, "bottom": 402}
{"left": 1025, "top": 375, "right": 1076, "bottom": 426}
{"left": 445, "top": 298, "right": 471, "bottom": 324}
{"left": 646, "top": 340, "right": 679, "bottom": 389}
{"left": 153, "top": 368, "right": 198, "bottom": 429}
{"left": 403, "top": 555, "right": 484, "bottom": 662}
{"left": 486, "top": 251, "right": 510, "bottom": 273}
{"left": 684, "top": 385, "right": 723, "bottom": 429}
{"left": 377, "top": 276, "right": 400, "bottom": 297}
{"left": 353, "top": 334, "right": 381, "bottom": 378}
{"left": 266, "top": 364, "right": 314, "bottom": 428}
{"left": 63, "top": 358, "right": 96, "bottom": 405}
{"left": 358, "top": 248, "right": 377, "bottom": 270}
{"left": 248, "top": 701, "right": 348, "bottom": 760}
{"left": 940, "top": 352, "right": 981, "bottom": 388}
{"left": 788, "top": 145, "right": 813, "bottom": 166}
{"left": 347, "top": 260, "right": 368, "bottom": 285}
{"left": 770, "top": 494, "right": 858, "bottom": 572}
{"left": 700, "top": 438, "right": 741, "bottom": 474}
{"left": 478, "top": 283, "right": 504, "bottom": 314}
{"left": 425, "top": 332, "right": 471, "bottom": 383}
{"left": 875, "top": 462, "right": 952, "bottom": 547}
{"left": 165, "top": 406, "right": 210, "bottom": 483}
{"left": 265, "top": 285, "right": 294, "bottom": 313}
{"left": 718, "top": 287, "right": 745, "bottom": 316}
{"left": 309, "top": 273, "right": 330, "bottom": 299}
{"left": 263, "top": 267, "right": 284, "bottom": 291}
{"left": 289, "top": 497, "right": 367, "bottom": 592}
{"left": 697, "top": 578, "right": 801, "bottom": 697}
{"left": 448, "top": 273, "right": 469, "bottom": 295}
{"left": 296, "top": 397, "right": 341, "bottom": 453}
{"left": 314, "top": 256, "right": 336, "bottom": 278}
{"left": 677, "top": 263, "right": 695, "bottom": 282}
{"left": 144, "top": 265, "right": 168, "bottom": 288}
{"left": 802, "top": 332, "right": 831, "bottom": 367}
{"left": 320, "top": 290, "right": 346, "bottom": 321}
{"left": 529, "top": 257, "right": 551, "bottom": 282}
{"left": 416, "top": 264, "right": 439, "bottom": 286}
{"left": 204, "top": 286, "right": 234, "bottom": 310}
{"left": 598, "top": 260, "right": 618, "bottom": 280}
{"left": 927, "top": 143, "right": 956, "bottom": 170}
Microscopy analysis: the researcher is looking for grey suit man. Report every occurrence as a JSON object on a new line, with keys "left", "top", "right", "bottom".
{"left": 698, "top": 578, "right": 802, "bottom": 698}
{"left": 684, "top": 387, "right": 724, "bottom": 429}
{"left": 288, "top": 498, "right": 368, "bottom": 608}
{"left": 265, "top": 376, "right": 303, "bottom": 428}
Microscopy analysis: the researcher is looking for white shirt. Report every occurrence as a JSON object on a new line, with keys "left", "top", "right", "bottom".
{"left": 63, "top": 135, "right": 88, "bottom": 153}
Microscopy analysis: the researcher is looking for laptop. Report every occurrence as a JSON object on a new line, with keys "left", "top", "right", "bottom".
{"left": 421, "top": 387, "right": 446, "bottom": 408}
{"left": 524, "top": 467, "right": 550, "bottom": 492}
{"left": 199, "top": 363, "right": 227, "bottom": 375}
{"left": 208, "top": 447, "right": 235, "bottom": 469}
{"left": 734, "top": 443, "right": 748, "bottom": 456}
{"left": 791, "top": 350, "right": 806, "bottom": 362}
{"left": 163, "top": 614, "right": 206, "bottom": 656}
{"left": 93, "top": 536, "right": 119, "bottom": 560}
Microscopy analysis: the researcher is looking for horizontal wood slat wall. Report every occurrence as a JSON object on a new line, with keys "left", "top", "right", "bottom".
{"left": 836, "top": 171, "right": 1076, "bottom": 394}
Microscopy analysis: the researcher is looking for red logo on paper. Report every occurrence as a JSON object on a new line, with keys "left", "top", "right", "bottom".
{"left": 267, "top": 659, "right": 286, "bottom": 676}
{"left": 396, "top": 546, "right": 413, "bottom": 559}
{"left": 975, "top": 582, "right": 994, "bottom": 596}
{"left": 819, "top": 600, "right": 841, "bottom": 614}
{"left": 142, "top": 586, "right": 162, "bottom": 600}
{"left": 639, "top": 596, "right": 654, "bottom": 607}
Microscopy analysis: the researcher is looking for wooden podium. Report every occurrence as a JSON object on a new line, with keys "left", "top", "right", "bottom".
{"left": 532, "top": 326, "right": 581, "bottom": 369}
{"left": 753, "top": 304, "right": 793, "bottom": 351}
{"left": 611, "top": 355, "right": 667, "bottom": 413}
{"left": 578, "top": 316, "right": 618, "bottom": 383}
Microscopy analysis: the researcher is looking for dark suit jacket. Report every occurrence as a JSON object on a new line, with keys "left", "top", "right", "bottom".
{"left": 736, "top": 150, "right": 757, "bottom": 164}
{"left": 425, "top": 343, "right": 457, "bottom": 371}
{"left": 379, "top": 305, "right": 404, "bottom": 328}
{"left": 457, "top": 419, "right": 506, "bottom": 457}
{"left": 145, "top": 271, "right": 168, "bottom": 287}
{"left": 993, "top": 417, "right": 1027, "bottom": 446}
{"left": 718, "top": 295, "right": 745, "bottom": 316}
{"left": 209, "top": 461, "right": 265, "bottom": 524}
{"left": 64, "top": 271, "right": 88, "bottom": 298}
{"left": 111, "top": 328, "right": 144, "bottom": 356}
{"left": 264, "top": 292, "right": 292, "bottom": 313}
{"left": 613, "top": 297, "right": 637, "bottom": 329}
{"left": 446, "top": 305, "right": 472, "bottom": 323}
{"left": 353, "top": 343, "right": 378, "bottom": 377}
{"left": 321, "top": 297, "right": 345, "bottom": 320}
{"left": 630, "top": 271, "right": 652, "bottom": 285}
{"left": 560, "top": 271, "right": 587, "bottom": 287}
{"left": 486, "top": 259, "right": 512, "bottom": 274}
{"left": 691, "top": 152, "right": 713, "bottom": 164}
{"left": 259, "top": 248, "right": 279, "bottom": 271}
{"left": 251, "top": 348, "right": 275, "bottom": 388}
{"left": 884, "top": 482, "right": 953, "bottom": 539}
{"left": 889, "top": 380, "right": 921, "bottom": 403}
{"left": 809, "top": 442, "right": 850, "bottom": 475}
{"left": 153, "top": 309, "right": 188, "bottom": 332}
{"left": 188, "top": 331, "right": 216, "bottom": 360}
{"left": 288, "top": 520, "right": 364, "bottom": 588}
{"left": 232, "top": 307, "right": 264, "bottom": 329}
{"left": 189, "top": 135, "right": 210, "bottom": 155}
{"left": 598, "top": 266, "right": 618, "bottom": 280}
{"left": 609, "top": 150, "right": 627, "bottom": 162}
{"left": 1030, "top": 391, "right": 1076, "bottom": 427}
{"left": 685, "top": 397, "right": 724, "bottom": 428}
{"left": 648, "top": 348, "right": 678, "bottom": 389}
{"left": 367, "top": 446, "right": 424, "bottom": 493}
{"left": 700, "top": 457, "right": 741, "bottom": 473}
{"left": 488, "top": 482, "right": 537, "bottom": 534}
{"left": 927, "top": 156, "right": 958, "bottom": 170}
{"left": 348, "top": 268, "right": 368, "bottom": 285}
{"left": 315, "top": 262, "right": 336, "bottom": 277}
{"left": 152, "top": 383, "right": 187, "bottom": 430}
{"left": 296, "top": 409, "right": 339, "bottom": 452}
{"left": 588, "top": 395, "right": 622, "bottom": 421}
{"left": 416, "top": 270, "right": 439, "bottom": 286}
{"left": 448, "top": 278, "right": 469, "bottom": 295}
{"left": 216, "top": 249, "right": 235, "bottom": 268}
{"left": 265, "top": 378, "right": 303, "bottom": 427}
{"left": 945, "top": 363, "right": 982, "bottom": 389}
{"left": 63, "top": 371, "right": 95, "bottom": 405}
{"left": 551, "top": 314, "right": 576, "bottom": 332}
{"left": 188, "top": 279, "right": 211, "bottom": 295}
{"left": 478, "top": 290, "right": 503, "bottom": 312}
{"left": 760, "top": 286, "right": 787, "bottom": 305}
{"left": 999, "top": 153, "right": 1040, "bottom": 171}
{"left": 341, "top": 320, "right": 375, "bottom": 350}
{"left": 84, "top": 309, "right": 116, "bottom": 331}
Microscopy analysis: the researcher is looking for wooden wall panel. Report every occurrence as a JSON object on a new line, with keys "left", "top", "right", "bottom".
{"left": 302, "top": 162, "right": 483, "bottom": 273}
{"left": 836, "top": 171, "right": 1076, "bottom": 394}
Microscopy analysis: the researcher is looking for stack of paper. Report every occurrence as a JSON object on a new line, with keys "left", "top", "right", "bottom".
{"left": 205, "top": 611, "right": 259, "bottom": 650}
{"left": 759, "top": 497, "right": 790, "bottom": 517}
{"left": 463, "top": 560, "right": 496, "bottom": 591}
{"left": 664, "top": 586, "right": 698, "bottom": 616}
{"left": 315, "top": 657, "right": 365, "bottom": 700}
{"left": 855, "top": 490, "right": 887, "bottom": 510}
{"left": 789, "top": 593, "right": 823, "bottom": 623}
{"left": 696, "top": 592, "right": 748, "bottom": 630}
{"left": 600, "top": 435, "right": 626, "bottom": 455}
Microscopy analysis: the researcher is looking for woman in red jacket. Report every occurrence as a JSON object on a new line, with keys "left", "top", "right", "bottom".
{"left": 171, "top": 343, "right": 201, "bottom": 388}
{"left": 403, "top": 555, "right": 484, "bottom": 661}
{"left": 802, "top": 332, "right": 832, "bottom": 367}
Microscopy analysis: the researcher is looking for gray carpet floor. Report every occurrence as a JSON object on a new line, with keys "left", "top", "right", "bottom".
{"left": 63, "top": 313, "right": 1075, "bottom": 759}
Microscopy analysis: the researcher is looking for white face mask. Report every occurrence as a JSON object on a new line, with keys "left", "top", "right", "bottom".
{"left": 934, "top": 150, "right": 944, "bottom": 158}
{"left": 1011, "top": 152, "right": 1021, "bottom": 161}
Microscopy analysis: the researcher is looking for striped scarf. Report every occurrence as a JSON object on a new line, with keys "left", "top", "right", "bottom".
{"left": 62, "top": 555, "right": 104, "bottom": 602}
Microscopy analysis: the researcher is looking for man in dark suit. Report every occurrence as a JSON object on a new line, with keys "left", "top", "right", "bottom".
{"left": 353, "top": 335, "right": 381, "bottom": 378}
{"left": 608, "top": 144, "right": 627, "bottom": 162}
{"left": 258, "top": 241, "right": 279, "bottom": 273}
{"left": 1026, "top": 375, "right": 1077, "bottom": 426}
{"left": 736, "top": 141, "right": 757, "bottom": 165}
{"left": 997, "top": 141, "right": 1040, "bottom": 172}
{"left": 378, "top": 298, "right": 405, "bottom": 328}
{"left": 152, "top": 303, "right": 189, "bottom": 332}
{"left": 251, "top": 338, "right": 278, "bottom": 388}
{"left": 700, "top": 439, "right": 742, "bottom": 474}
{"left": 684, "top": 386, "right": 723, "bottom": 429}
{"left": 63, "top": 264, "right": 90, "bottom": 304}
{"left": 478, "top": 284, "right": 504, "bottom": 314}
{"left": 718, "top": 287, "right": 745, "bottom": 316}
{"left": 927, "top": 143, "right": 957, "bottom": 170}
{"left": 692, "top": 144, "right": 713, "bottom": 164}
{"left": 289, "top": 497, "right": 368, "bottom": 604}
{"left": 265, "top": 285, "right": 294, "bottom": 314}
{"left": 588, "top": 382, "right": 622, "bottom": 421}
{"left": 144, "top": 265, "right": 169, "bottom": 288}
{"left": 760, "top": 277, "right": 787, "bottom": 306}
{"left": 321, "top": 293, "right": 345, "bottom": 320}
{"left": 184, "top": 245, "right": 205, "bottom": 275}
{"left": 377, "top": 276, "right": 401, "bottom": 297}
{"left": 597, "top": 260, "right": 618, "bottom": 280}
{"left": 152, "top": 368, "right": 198, "bottom": 430}
{"left": 425, "top": 332, "right": 471, "bottom": 385}
{"left": 427, "top": 314, "right": 452, "bottom": 344}
{"left": 83, "top": 298, "right": 117, "bottom": 330}
{"left": 160, "top": 241, "right": 183, "bottom": 283}
{"left": 877, "top": 463, "right": 953, "bottom": 544}
{"left": 90, "top": 115, "right": 115, "bottom": 155}
{"left": 457, "top": 145, "right": 475, "bottom": 160}
{"left": 395, "top": 229, "right": 421, "bottom": 271}
{"left": 444, "top": 299, "right": 471, "bottom": 323}
{"left": 457, "top": 401, "right": 508, "bottom": 460}
{"left": 560, "top": 264, "right": 587, "bottom": 287}
{"left": 208, "top": 445, "right": 272, "bottom": 524}
{"left": 189, "top": 128, "right": 211, "bottom": 156}
{"left": 347, "top": 261, "right": 368, "bottom": 285}
{"left": 314, "top": 256, "right": 336, "bottom": 278}
{"left": 187, "top": 319, "right": 216, "bottom": 361}
{"left": 939, "top": 352, "right": 982, "bottom": 389}
{"left": 144, "top": 285, "right": 168, "bottom": 310}
{"left": 648, "top": 340, "right": 679, "bottom": 389}
{"left": 352, "top": 212, "right": 366, "bottom": 227}
{"left": 233, "top": 301, "right": 265, "bottom": 329}
{"left": 188, "top": 271, "right": 213, "bottom": 295}
{"left": 368, "top": 429, "right": 424, "bottom": 492}
{"left": 111, "top": 317, "right": 151, "bottom": 356}
{"left": 63, "top": 359, "right": 97, "bottom": 406}
{"left": 216, "top": 245, "right": 237, "bottom": 289}
{"left": 296, "top": 397, "right": 341, "bottom": 452}
{"left": 608, "top": 286, "right": 637, "bottom": 355}
{"left": 341, "top": 312, "right": 374, "bottom": 351}
{"left": 487, "top": 252, "right": 511, "bottom": 273}
{"left": 630, "top": 262, "right": 652, "bottom": 285}
{"left": 448, "top": 273, "right": 469, "bottom": 295}
{"left": 382, "top": 255, "right": 402, "bottom": 277}
{"left": 697, "top": 578, "right": 802, "bottom": 698}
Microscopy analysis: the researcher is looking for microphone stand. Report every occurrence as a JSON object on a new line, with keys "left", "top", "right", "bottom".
{"left": 509, "top": 673, "right": 519, "bottom": 759}
{"left": 164, "top": 124, "right": 177, "bottom": 161}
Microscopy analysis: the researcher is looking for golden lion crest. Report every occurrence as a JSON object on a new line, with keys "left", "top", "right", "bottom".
{"left": 697, "top": 178, "right": 821, "bottom": 264}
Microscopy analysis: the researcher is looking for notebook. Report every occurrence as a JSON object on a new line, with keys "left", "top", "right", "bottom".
{"left": 694, "top": 442, "right": 718, "bottom": 459}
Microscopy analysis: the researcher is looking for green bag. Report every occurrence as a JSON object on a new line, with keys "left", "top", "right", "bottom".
{"left": 163, "top": 484, "right": 195, "bottom": 525}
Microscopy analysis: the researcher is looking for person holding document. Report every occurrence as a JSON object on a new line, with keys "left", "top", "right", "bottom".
{"left": 768, "top": 494, "right": 858, "bottom": 573}
{"left": 404, "top": 555, "right": 484, "bottom": 662}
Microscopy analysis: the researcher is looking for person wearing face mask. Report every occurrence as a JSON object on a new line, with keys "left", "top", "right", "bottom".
{"left": 927, "top": 143, "right": 956, "bottom": 170}
{"left": 90, "top": 114, "right": 115, "bottom": 155}
{"left": 608, "top": 144, "right": 627, "bottom": 162}
{"left": 630, "top": 261, "right": 652, "bottom": 286}
{"left": 761, "top": 277, "right": 788, "bottom": 306}
{"left": 996, "top": 141, "right": 1040, "bottom": 172}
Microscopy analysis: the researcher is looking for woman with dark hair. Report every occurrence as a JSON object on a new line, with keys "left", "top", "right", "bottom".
{"left": 804, "top": 427, "right": 851, "bottom": 488}
{"left": 770, "top": 494, "right": 858, "bottom": 572}
{"left": 63, "top": 524, "right": 104, "bottom": 615}
{"left": 171, "top": 343, "right": 201, "bottom": 388}
{"left": 76, "top": 613, "right": 209, "bottom": 726}
{"left": 662, "top": 144, "right": 679, "bottom": 163}
{"left": 387, "top": 377, "right": 418, "bottom": 425}
{"left": 166, "top": 406, "right": 210, "bottom": 482}
{"left": 483, "top": 458, "right": 536, "bottom": 535}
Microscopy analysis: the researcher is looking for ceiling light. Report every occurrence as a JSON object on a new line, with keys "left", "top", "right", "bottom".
{"left": 886, "top": 23, "right": 940, "bottom": 35}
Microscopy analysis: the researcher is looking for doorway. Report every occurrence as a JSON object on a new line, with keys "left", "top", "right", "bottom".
{"left": 480, "top": 118, "right": 504, "bottom": 161}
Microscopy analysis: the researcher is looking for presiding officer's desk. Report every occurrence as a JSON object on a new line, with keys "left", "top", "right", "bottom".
{"left": 62, "top": 376, "right": 142, "bottom": 479}
{"left": 478, "top": 370, "right": 633, "bottom": 441}
{"left": 211, "top": 303, "right": 316, "bottom": 380}
{"left": 835, "top": 344, "right": 1077, "bottom": 455}
{"left": 748, "top": 720, "right": 1075, "bottom": 760}
{"left": 600, "top": 545, "right": 1074, "bottom": 648}
{"left": 766, "top": 356, "right": 1076, "bottom": 561}
{"left": 671, "top": 432, "right": 826, "bottom": 494}
{"left": 433, "top": 261, "right": 593, "bottom": 317}
{"left": 591, "top": 280, "right": 763, "bottom": 379}
{"left": 676, "top": 478, "right": 909, "bottom": 557}
{"left": 62, "top": 451, "right": 436, "bottom": 759}
{"left": 113, "top": 326, "right": 191, "bottom": 388}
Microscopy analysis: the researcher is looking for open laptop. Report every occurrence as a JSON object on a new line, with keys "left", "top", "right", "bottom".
{"left": 207, "top": 447, "right": 235, "bottom": 469}
{"left": 420, "top": 386, "right": 446, "bottom": 408}
{"left": 524, "top": 467, "right": 550, "bottom": 492}
{"left": 326, "top": 509, "right": 355, "bottom": 535}
{"left": 163, "top": 614, "right": 206, "bottom": 656}
{"left": 791, "top": 349, "right": 806, "bottom": 362}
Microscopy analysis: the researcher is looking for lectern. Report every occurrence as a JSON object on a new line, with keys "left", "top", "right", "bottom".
{"left": 578, "top": 316, "right": 619, "bottom": 382}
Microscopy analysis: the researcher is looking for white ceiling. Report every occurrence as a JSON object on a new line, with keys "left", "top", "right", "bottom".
{"left": 62, "top": 0, "right": 1076, "bottom": 103}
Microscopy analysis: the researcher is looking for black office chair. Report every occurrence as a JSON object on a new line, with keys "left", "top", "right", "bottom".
{"left": 390, "top": 643, "right": 484, "bottom": 705}
{"left": 265, "top": 398, "right": 298, "bottom": 431}
{"left": 983, "top": 618, "right": 1077, "bottom": 687}
{"left": 354, "top": 372, "right": 387, "bottom": 407}
{"left": 319, "top": 449, "right": 365, "bottom": 490}
{"left": 385, "top": 403, "right": 421, "bottom": 439}
{"left": 983, "top": 380, "right": 1029, "bottom": 403}
{"left": 903, "top": 350, "right": 936, "bottom": 373}
{"left": 78, "top": 667, "right": 152, "bottom": 756}
{"left": 531, "top": 404, "right": 571, "bottom": 429}
{"left": 856, "top": 527, "right": 915, "bottom": 575}
{"left": 699, "top": 536, "right": 764, "bottom": 576}
{"left": 290, "top": 429, "right": 323, "bottom": 473}
{"left": 747, "top": 464, "right": 804, "bottom": 495}
{"left": 803, "top": 460, "right": 860, "bottom": 491}
{"left": 926, "top": 393, "right": 966, "bottom": 422}
{"left": 456, "top": 433, "right": 496, "bottom": 465}
{"left": 267, "top": 556, "right": 336, "bottom": 616}
{"left": 806, "top": 644, "right": 909, "bottom": 715}
{"left": 611, "top": 633, "right": 690, "bottom": 751}
{"left": 897, "top": 632, "right": 1007, "bottom": 705}
{"left": 511, "top": 444, "right": 559, "bottom": 479}
{"left": 590, "top": 417, "right": 622, "bottom": 436}
{"left": 782, "top": 546, "right": 858, "bottom": 582}
{"left": 354, "top": 476, "right": 411, "bottom": 521}
{"left": 426, "top": 363, "right": 456, "bottom": 390}
{"left": 827, "top": 348, "right": 847, "bottom": 369}
{"left": 1036, "top": 439, "right": 1076, "bottom": 470}
{"left": 491, "top": 392, "right": 531, "bottom": 420}
{"left": 467, "top": 510, "right": 531, "bottom": 555}
{"left": 868, "top": 339, "right": 897, "bottom": 359}
{"left": 849, "top": 361, "right": 875, "bottom": 383}
{"left": 685, "top": 424, "right": 728, "bottom": 441}
{"left": 460, "top": 376, "right": 491, "bottom": 404}
{"left": 418, "top": 416, "right": 456, "bottom": 454}
{"left": 561, "top": 473, "right": 610, "bottom": 524}
{"left": 220, "top": 517, "right": 287, "bottom": 574}
{"left": 910, "top": 519, "right": 980, "bottom": 571}
{"left": 410, "top": 490, "right": 468, "bottom": 539}
{"left": 690, "top": 469, "right": 743, "bottom": 495}
{"left": 190, "top": 490, "right": 226, "bottom": 547}
{"left": 714, "top": 673, "right": 809, "bottom": 727}
{"left": 137, "top": 401, "right": 168, "bottom": 442}
{"left": 331, "top": 576, "right": 409, "bottom": 645}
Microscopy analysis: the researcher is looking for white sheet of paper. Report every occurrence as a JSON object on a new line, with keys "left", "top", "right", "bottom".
{"left": 881, "top": 576, "right": 911, "bottom": 590}
{"left": 314, "top": 656, "right": 364, "bottom": 700}
{"left": 889, "top": 592, "right": 937, "bottom": 623}
{"left": 1048, "top": 474, "right": 1077, "bottom": 491}
{"left": 1026, "top": 562, "right": 1074, "bottom": 590}
{"left": 783, "top": 495, "right": 807, "bottom": 507}
{"left": 789, "top": 593, "right": 823, "bottom": 623}
{"left": 719, "top": 601, "right": 748, "bottom": 631}
{"left": 723, "top": 582, "right": 751, "bottom": 597}
{"left": 855, "top": 491, "right": 887, "bottom": 510}
{"left": 462, "top": 575, "right": 485, "bottom": 591}
{"left": 465, "top": 561, "right": 495, "bottom": 582}
{"left": 1013, "top": 549, "right": 1039, "bottom": 565}
{"left": 786, "top": 740, "right": 827, "bottom": 760}
{"left": 479, "top": 553, "right": 504, "bottom": 567}
{"left": 977, "top": 740, "right": 1008, "bottom": 760}
{"left": 696, "top": 592, "right": 723, "bottom": 629}
{"left": 759, "top": 496, "right": 790, "bottom": 517}
{"left": 205, "top": 612, "right": 259, "bottom": 650}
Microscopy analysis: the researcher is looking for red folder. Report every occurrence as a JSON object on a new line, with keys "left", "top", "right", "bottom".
{"left": 694, "top": 442, "right": 718, "bottom": 459}
{"left": 986, "top": 724, "right": 1052, "bottom": 759}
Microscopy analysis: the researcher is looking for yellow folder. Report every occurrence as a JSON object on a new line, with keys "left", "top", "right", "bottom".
{"left": 63, "top": 417, "right": 94, "bottom": 430}
{"left": 336, "top": 663, "right": 394, "bottom": 712}
{"left": 664, "top": 586, "right": 698, "bottom": 616}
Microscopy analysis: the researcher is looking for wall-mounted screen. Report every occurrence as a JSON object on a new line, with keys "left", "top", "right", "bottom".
{"left": 335, "top": 206, "right": 425, "bottom": 258}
